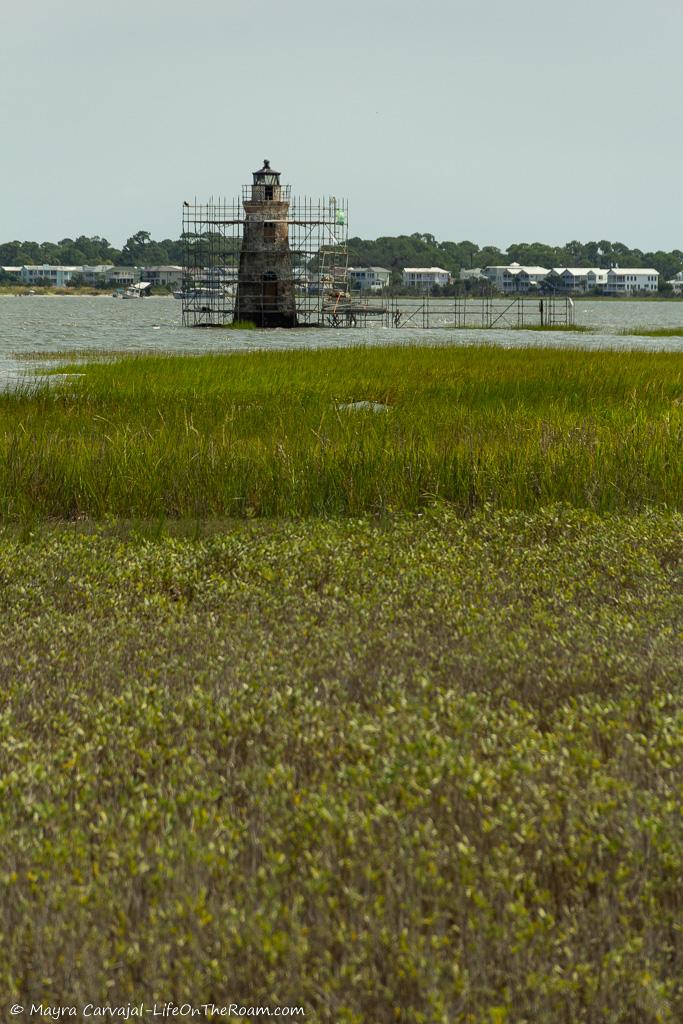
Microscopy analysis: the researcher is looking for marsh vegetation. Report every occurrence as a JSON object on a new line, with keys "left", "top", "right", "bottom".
{"left": 2, "top": 344, "right": 682, "bottom": 1020}
{"left": 1, "top": 344, "right": 681, "bottom": 519}
{"left": 1, "top": 508, "right": 682, "bottom": 1020}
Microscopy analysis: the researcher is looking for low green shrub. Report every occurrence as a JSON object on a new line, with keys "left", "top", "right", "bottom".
{"left": 0, "top": 508, "right": 681, "bottom": 1020}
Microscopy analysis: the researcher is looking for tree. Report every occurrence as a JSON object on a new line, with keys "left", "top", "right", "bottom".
{"left": 474, "top": 245, "right": 506, "bottom": 268}
{"left": 0, "top": 241, "right": 23, "bottom": 264}
{"left": 121, "top": 230, "right": 153, "bottom": 265}
{"left": 58, "top": 244, "right": 87, "bottom": 265}
{"left": 584, "top": 241, "right": 600, "bottom": 264}
{"left": 1, "top": 230, "right": 682, "bottom": 290}
{"left": 597, "top": 241, "right": 614, "bottom": 267}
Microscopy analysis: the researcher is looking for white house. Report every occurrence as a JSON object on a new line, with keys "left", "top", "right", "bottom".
{"left": 139, "top": 265, "right": 184, "bottom": 288}
{"left": 546, "top": 268, "right": 608, "bottom": 292}
{"left": 402, "top": 267, "right": 451, "bottom": 290}
{"left": 347, "top": 266, "right": 391, "bottom": 291}
{"left": 480, "top": 265, "right": 510, "bottom": 291}
{"left": 195, "top": 266, "right": 239, "bottom": 287}
{"left": 604, "top": 269, "right": 659, "bottom": 294}
{"left": 586, "top": 269, "right": 609, "bottom": 290}
{"left": 667, "top": 271, "right": 683, "bottom": 294}
{"left": 482, "top": 264, "right": 549, "bottom": 293}
{"left": 105, "top": 267, "right": 140, "bottom": 287}
{"left": 80, "top": 264, "right": 115, "bottom": 285}
{"left": 19, "top": 265, "right": 81, "bottom": 287}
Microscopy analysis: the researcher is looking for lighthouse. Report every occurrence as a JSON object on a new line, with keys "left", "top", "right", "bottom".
{"left": 234, "top": 160, "right": 298, "bottom": 328}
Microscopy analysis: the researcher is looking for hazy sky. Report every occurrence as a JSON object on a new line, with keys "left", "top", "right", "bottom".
{"left": 1, "top": 0, "right": 681, "bottom": 251}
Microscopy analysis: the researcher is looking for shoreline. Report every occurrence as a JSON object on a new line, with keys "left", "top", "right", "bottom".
{"left": 1, "top": 287, "right": 682, "bottom": 302}
{"left": 0, "top": 289, "right": 174, "bottom": 297}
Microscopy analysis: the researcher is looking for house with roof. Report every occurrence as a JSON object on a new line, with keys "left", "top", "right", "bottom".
{"left": 139, "top": 265, "right": 184, "bottom": 288}
{"left": 402, "top": 267, "right": 451, "bottom": 290}
{"left": 347, "top": 266, "right": 391, "bottom": 292}
{"left": 80, "top": 264, "right": 115, "bottom": 285}
{"left": 545, "top": 268, "right": 608, "bottom": 292}
{"left": 105, "top": 267, "right": 140, "bottom": 287}
{"left": 481, "top": 263, "right": 549, "bottom": 293}
{"left": 604, "top": 268, "right": 659, "bottom": 294}
{"left": 586, "top": 269, "right": 609, "bottom": 291}
{"left": 19, "top": 265, "right": 82, "bottom": 287}
{"left": 666, "top": 271, "right": 683, "bottom": 294}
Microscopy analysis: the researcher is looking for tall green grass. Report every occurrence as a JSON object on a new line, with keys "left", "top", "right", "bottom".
{"left": 2, "top": 344, "right": 681, "bottom": 518}
{"left": 619, "top": 326, "right": 683, "bottom": 337}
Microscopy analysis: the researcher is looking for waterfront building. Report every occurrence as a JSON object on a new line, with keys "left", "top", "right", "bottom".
{"left": 667, "top": 270, "right": 683, "bottom": 294}
{"left": 347, "top": 266, "right": 391, "bottom": 291}
{"left": 105, "top": 267, "right": 140, "bottom": 287}
{"left": 546, "top": 268, "right": 607, "bottom": 292}
{"left": 604, "top": 268, "right": 659, "bottom": 294}
{"left": 80, "top": 264, "right": 115, "bottom": 285}
{"left": 19, "top": 265, "right": 81, "bottom": 287}
{"left": 199, "top": 266, "right": 238, "bottom": 284}
{"left": 544, "top": 267, "right": 659, "bottom": 295}
{"left": 481, "top": 264, "right": 549, "bottom": 293}
{"left": 402, "top": 267, "right": 451, "bottom": 290}
{"left": 586, "top": 269, "right": 609, "bottom": 290}
{"left": 138, "top": 265, "right": 184, "bottom": 288}
{"left": 479, "top": 263, "right": 656, "bottom": 295}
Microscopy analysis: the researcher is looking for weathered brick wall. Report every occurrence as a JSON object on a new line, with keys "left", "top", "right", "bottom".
{"left": 234, "top": 198, "right": 297, "bottom": 328}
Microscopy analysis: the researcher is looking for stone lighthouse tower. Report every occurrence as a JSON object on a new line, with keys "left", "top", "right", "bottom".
{"left": 234, "top": 160, "right": 298, "bottom": 328}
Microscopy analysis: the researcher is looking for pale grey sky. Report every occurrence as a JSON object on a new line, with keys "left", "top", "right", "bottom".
{"left": 1, "top": 0, "right": 681, "bottom": 251}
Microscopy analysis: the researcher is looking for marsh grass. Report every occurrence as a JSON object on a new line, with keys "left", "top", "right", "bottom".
{"left": 619, "top": 326, "right": 683, "bottom": 337}
{"left": 0, "top": 285, "right": 103, "bottom": 296}
{"left": 510, "top": 323, "right": 592, "bottom": 332}
{"left": 228, "top": 319, "right": 258, "bottom": 330}
{"left": 13, "top": 349, "right": 175, "bottom": 361}
{"left": 442, "top": 323, "right": 592, "bottom": 333}
{"left": 444, "top": 324, "right": 594, "bottom": 333}
{"left": 0, "top": 344, "right": 680, "bottom": 519}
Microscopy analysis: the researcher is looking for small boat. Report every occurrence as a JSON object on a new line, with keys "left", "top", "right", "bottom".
{"left": 122, "top": 282, "right": 151, "bottom": 299}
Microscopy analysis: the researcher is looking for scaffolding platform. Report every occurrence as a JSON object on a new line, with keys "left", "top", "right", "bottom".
{"left": 322, "top": 302, "right": 389, "bottom": 326}
{"left": 320, "top": 294, "right": 576, "bottom": 330}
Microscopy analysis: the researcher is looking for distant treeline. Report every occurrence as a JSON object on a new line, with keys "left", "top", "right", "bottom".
{"left": 2, "top": 230, "right": 682, "bottom": 284}
{"left": 0, "top": 231, "right": 182, "bottom": 270}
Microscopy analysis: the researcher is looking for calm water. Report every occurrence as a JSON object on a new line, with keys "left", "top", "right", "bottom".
{"left": 1, "top": 295, "right": 682, "bottom": 387}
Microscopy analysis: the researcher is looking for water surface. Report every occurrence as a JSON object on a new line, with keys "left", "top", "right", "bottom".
{"left": 1, "top": 296, "right": 682, "bottom": 388}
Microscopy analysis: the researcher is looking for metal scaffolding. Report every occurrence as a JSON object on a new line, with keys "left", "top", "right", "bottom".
{"left": 304, "top": 293, "right": 576, "bottom": 330}
{"left": 181, "top": 185, "right": 349, "bottom": 328}
{"left": 180, "top": 166, "right": 574, "bottom": 331}
{"left": 452, "top": 294, "right": 575, "bottom": 328}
